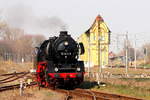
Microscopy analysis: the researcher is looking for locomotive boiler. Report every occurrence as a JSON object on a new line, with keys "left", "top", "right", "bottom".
{"left": 35, "top": 31, "right": 85, "bottom": 89}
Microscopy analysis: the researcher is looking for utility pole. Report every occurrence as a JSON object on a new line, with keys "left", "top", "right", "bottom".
{"left": 134, "top": 35, "right": 137, "bottom": 69}
{"left": 125, "top": 33, "right": 128, "bottom": 75}
{"left": 116, "top": 35, "right": 119, "bottom": 52}
{"left": 144, "top": 47, "right": 147, "bottom": 69}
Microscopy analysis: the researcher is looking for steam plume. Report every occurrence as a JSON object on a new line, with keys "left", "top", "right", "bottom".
{"left": 4, "top": 3, "right": 67, "bottom": 37}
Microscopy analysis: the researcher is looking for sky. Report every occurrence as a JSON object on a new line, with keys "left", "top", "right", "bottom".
{"left": 0, "top": 0, "right": 150, "bottom": 52}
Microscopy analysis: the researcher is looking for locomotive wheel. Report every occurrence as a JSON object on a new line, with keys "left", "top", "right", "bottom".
{"left": 52, "top": 84, "right": 56, "bottom": 90}
{"left": 49, "top": 82, "right": 56, "bottom": 90}
{"left": 64, "top": 80, "right": 74, "bottom": 90}
{"left": 52, "top": 81, "right": 56, "bottom": 90}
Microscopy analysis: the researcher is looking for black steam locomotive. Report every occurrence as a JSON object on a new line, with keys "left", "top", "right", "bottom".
{"left": 35, "top": 31, "right": 85, "bottom": 89}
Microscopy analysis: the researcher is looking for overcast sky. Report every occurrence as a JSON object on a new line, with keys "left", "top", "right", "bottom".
{"left": 0, "top": 0, "right": 150, "bottom": 51}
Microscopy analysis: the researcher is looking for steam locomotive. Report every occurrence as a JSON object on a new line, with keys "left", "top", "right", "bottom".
{"left": 35, "top": 31, "right": 85, "bottom": 89}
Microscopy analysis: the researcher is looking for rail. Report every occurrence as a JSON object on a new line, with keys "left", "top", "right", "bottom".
{"left": 55, "top": 88, "right": 143, "bottom": 100}
{"left": 0, "top": 82, "right": 37, "bottom": 92}
{"left": 0, "top": 72, "right": 30, "bottom": 84}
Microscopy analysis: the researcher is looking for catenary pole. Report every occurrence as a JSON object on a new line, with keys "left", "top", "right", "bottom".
{"left": 125, "top": 33, "right": 128, "bottom": 75}
{"left": 134, "top": 35, "right": 137, "bottom": 69}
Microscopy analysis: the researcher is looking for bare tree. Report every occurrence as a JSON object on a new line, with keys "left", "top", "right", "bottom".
{"left": 0, "top": 13, "right": 46, "bottom": 62}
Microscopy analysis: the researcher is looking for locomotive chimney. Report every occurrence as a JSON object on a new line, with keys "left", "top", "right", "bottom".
{"left": 60, "top": 31, "right": 68, "bottom": 36}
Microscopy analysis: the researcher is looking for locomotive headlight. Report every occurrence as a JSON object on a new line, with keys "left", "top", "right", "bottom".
{"left": 77, "top": 68, "right": 81, "bottom": 71}
{"left": 64, "top": 41, "right": 68, "bottom": 46}
{"left": 54, "top": 67, "right": 58, "bottom": 72}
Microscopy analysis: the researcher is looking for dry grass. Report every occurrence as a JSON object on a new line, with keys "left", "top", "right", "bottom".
{"left": 84, "top": 67, "right": 150, "bottom": 99}
{"left": 0, "top": 61, "right": 33, "bottom": 74}
{"left": 80, "top": 77, "right": 150, "bottom": 99}
{"left": 0, "top": 87, "right": 65, "bottom": 100}
{"left": 92, "top": 83, "right": 150, "bottom": 100}
{"left": 103, "top": 78, "right": 150, "bottom": 88}
{"left": 0, "top": 61, "right": 33, "bottom": 87}
{"left": 89, "top": 67, "right": 150, "bottom": 74}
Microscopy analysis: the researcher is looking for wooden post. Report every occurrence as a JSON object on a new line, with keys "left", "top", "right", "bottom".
{"left": 20, "top": 80, "right": 23, "bottom": 96}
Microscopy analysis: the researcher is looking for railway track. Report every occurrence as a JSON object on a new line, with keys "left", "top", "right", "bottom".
{"left": 0, "top": 71, "right": 29, "bottom": 77}
{"left": 0, "top": 71, "right": 36, "bottom": 92}
{"left": 0, "top": 82, "right": 37, "bottom": 92}
{"left": 108, "top": 66, "right": 150, "bottom": 70}
{"left": 55, "top": 88, "right": 143, "bottom": 100}
{"left": 0, "top": 72, "right": 144, "bottom": 100}
{"left": 0, "top": 71, "right": 30, "bottom": 82}
{"left": 0, "top": 72, "right": 30, "bottom": 84}
{"left": 0, "top": 84, "right": 144, "bottom": 100}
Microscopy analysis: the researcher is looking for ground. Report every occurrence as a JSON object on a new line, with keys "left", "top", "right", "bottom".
{"left": 0, "top": 61, "right": 32, "bottom": 74}
{"left": 0, "top": 87, "right": 65, "bottom": 100}
{"left": 1, "top": 62, "right": 150, "bottom": 100}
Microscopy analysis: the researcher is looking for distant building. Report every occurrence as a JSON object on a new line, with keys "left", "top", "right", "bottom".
{"left": 78, "top": 15, "right": 111, "bottom": 67}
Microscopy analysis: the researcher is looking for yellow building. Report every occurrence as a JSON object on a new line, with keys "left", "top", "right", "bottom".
{"left": 78, "top": 15, "right": 110, "bottom": 67}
